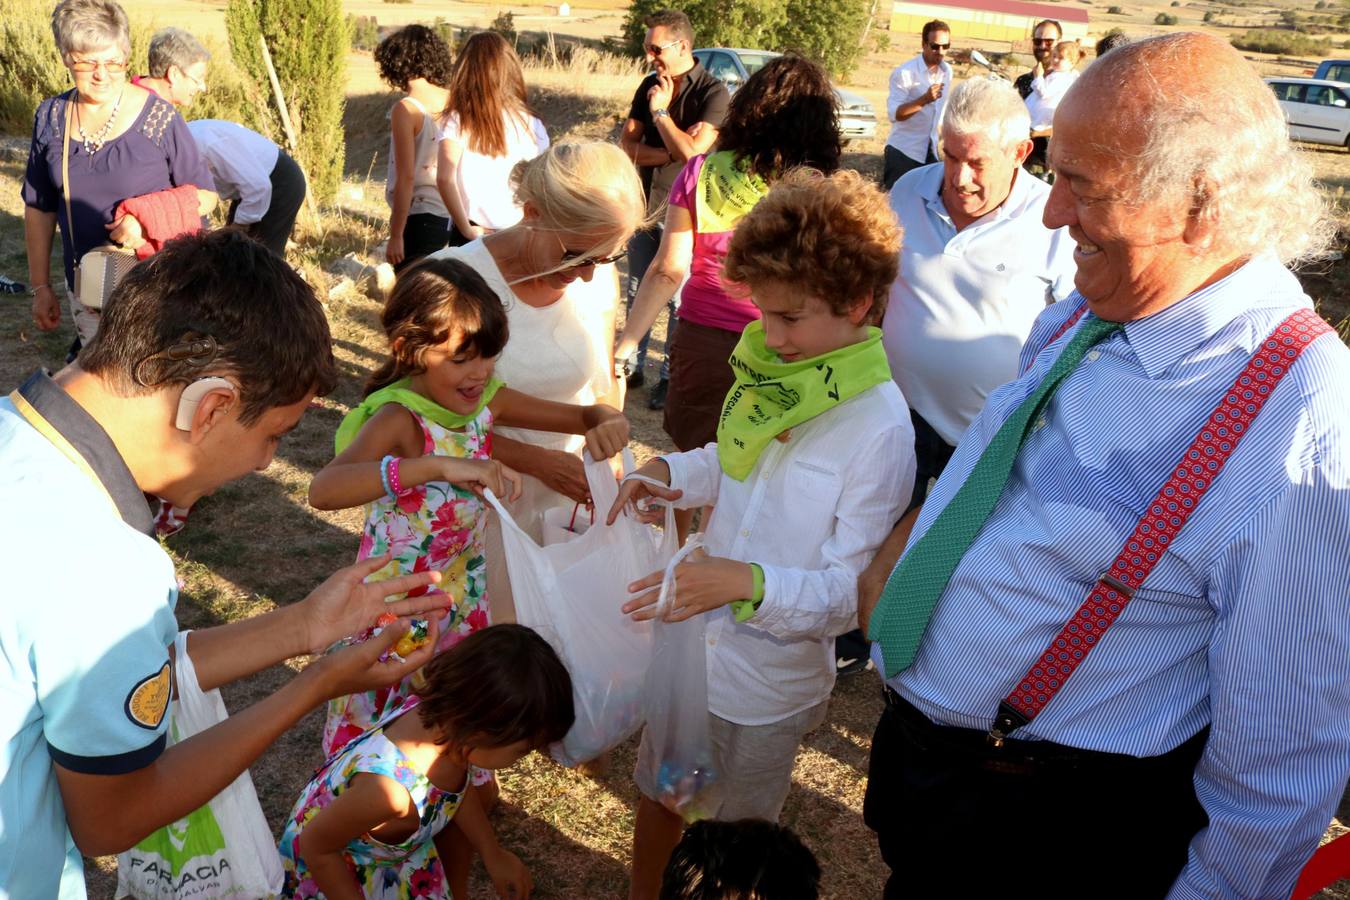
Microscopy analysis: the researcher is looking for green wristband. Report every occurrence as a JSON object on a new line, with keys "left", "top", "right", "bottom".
{"left": 730, "top": 563, "right": 765, "bottom": 623}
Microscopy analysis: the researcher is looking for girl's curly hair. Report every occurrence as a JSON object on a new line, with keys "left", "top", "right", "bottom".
{"left": 714, "top": 53, "right": 842, "bottom": 182}
{"left": 375, "top": 24, "right": 453, "bottom": 91}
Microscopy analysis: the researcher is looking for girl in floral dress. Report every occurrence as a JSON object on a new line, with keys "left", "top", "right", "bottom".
{"left": 308, "top": 257, "right": 628, "bottom": 892}
{"left": 280, "top": 624, "right": 575, "bottom": 899}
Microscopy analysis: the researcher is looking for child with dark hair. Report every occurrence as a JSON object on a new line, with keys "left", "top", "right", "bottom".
{"left": 278, "top": 624, "right": 575, "bottom": 899}
{"left": 661, "top": 820, "right": 821, "bottom": 900}
{"left": 375, "top": 25, "right": 457, "bottom": 270}
{"left": 311, "top": 258, "right": 627, "bottom": 764}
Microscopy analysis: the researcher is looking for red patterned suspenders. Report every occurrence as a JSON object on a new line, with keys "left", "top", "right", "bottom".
{"left": 989, "top": 308, "right": 1333, "bottom": 745}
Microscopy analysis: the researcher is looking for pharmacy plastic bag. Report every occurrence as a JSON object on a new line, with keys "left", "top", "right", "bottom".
{"left": 635, "top": 534, "right": 719, "bottom": 821}
{"left": 485, "top": 450, "right": 677, "bottom": 766}
{"left": 116, "top": 632, "right": 284, "bottom": 899}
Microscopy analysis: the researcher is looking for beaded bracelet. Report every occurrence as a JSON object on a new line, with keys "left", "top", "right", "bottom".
{"left": 388, "top": 456, "right": 406, "bottom": 497}
{"left": 379, "top": 454, "right": 396, "bottom": 499}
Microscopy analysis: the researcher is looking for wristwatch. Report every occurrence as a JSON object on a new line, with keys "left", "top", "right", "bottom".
{"left": 652, "top": 107, "right": 670, "bottom": 119}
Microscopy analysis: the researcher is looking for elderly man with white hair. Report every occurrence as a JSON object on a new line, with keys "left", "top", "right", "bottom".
{"left": 836, "top": 77, "right": 1074, "bottom": 676}
{"left": 861, "top": 32, "right": 1350, "bottom": 898}
{"left": 886, "top": 76, "right": 1075, "bottom": 512}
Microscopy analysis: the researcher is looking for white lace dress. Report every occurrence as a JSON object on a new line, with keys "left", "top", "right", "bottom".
{"left": 430, "top": 239, "right": 618, "bottom": 618}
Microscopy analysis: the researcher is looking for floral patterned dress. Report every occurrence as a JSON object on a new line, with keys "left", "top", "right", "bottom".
{"left": 280, "top": 699, "right": 475, "bottom": 899}
{"left": 324, "top": 406, "right": 492, "bottom": 757}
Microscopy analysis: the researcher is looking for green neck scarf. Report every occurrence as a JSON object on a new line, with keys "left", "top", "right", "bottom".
{"left": 334, "top": 376, "right": 504, "bottom": 454}
{"left": 693, "top": 151, "right": 770, "bottom": 234}
{"left": 716, "top": 321, "right": 891, "bottom": 481}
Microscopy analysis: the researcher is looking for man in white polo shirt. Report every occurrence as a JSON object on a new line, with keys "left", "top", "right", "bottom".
{"left": 884, "top": 76, "right": 1075, "bottom": 510}
{"left": 882, "top": 20, "right": 953, "bottom": 190}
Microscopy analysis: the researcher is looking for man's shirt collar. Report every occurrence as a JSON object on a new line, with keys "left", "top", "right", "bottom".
{"left": 1120, "top": 254, "right": 1311, "bottom": 379}
{"left": 15, "top": 370, "right": 154, "bottom": 535}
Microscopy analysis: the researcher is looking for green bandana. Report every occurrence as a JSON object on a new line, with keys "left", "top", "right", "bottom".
{"left": 334, "top": 376, "right": 504, "bottom": 454}
{"left": 716, "top": 322, "right": 891, "bottom": 481}
{"left": 694, "top": 151, "right": 770, "bottom": 234}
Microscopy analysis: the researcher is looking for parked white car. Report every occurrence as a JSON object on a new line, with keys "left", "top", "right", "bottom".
{"left": 691, "top": 47, "right": 878, "bottom": 140}
{"left": 1264, "top": 77, "right": 1350, "bottom": 149}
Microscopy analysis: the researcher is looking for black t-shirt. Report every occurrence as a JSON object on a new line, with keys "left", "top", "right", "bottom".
{"left": 626, "top": 61, "right": 730, "bottom": 206}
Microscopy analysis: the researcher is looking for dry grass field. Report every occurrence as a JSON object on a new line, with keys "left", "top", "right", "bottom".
{"left": 0, "top": 3, "right": 1348, "bottom": 897}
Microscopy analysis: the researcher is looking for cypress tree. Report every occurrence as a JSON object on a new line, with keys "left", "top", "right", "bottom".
{"left": 226, "top": 0, "right": 348, "bottom": 203}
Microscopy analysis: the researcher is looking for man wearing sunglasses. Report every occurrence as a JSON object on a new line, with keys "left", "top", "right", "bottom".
{"left": 883, "top": 20, "right": 953, "bottom": 191}
{"left": 618, "top": 9, "right": 729, "bottom": 407}
{"left": 1014, "top": 19, "right": 1063, "bottom": 100}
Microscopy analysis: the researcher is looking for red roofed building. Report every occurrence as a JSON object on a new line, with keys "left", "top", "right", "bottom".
{"left": 890, "top": 0, "right": 1090, "bottom": 44}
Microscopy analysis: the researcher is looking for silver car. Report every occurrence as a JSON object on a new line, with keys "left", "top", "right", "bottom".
{"left": 692, "top": 47, "right": 878, "bottom": 140}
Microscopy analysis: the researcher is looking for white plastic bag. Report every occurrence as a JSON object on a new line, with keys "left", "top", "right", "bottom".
{"left": 636, "top": 534, "right": 719, "bottom": 821}
{"left": 485, "top": 451, "right": 678, "bottom": 766}
{"left": 116, "top": 632, "right": 284, "bottom": 899}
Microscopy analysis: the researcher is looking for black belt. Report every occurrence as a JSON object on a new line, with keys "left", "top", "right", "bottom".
{"left": 882, "top": 686, "right": 1208, "bottom": 776}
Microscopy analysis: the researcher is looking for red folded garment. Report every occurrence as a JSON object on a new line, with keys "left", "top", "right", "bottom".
{"left": 115, "top": 184, "right": 202, "bottom": 260}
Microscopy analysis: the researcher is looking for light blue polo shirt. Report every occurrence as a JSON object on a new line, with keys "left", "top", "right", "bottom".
{"left": 0, "top": 374, "right": 179, "bottom": 899}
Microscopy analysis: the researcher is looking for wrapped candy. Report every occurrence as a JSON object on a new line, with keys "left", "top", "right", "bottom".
{"left": 656, "top": 762, "right": 717, "bottom": 820}
{"left": 359, "top": 613, "right": 432, "bottom": 663}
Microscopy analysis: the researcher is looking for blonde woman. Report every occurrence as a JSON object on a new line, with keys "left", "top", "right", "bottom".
{"left": 429, "top": 141, "right": 648, "bottom": 620}
{"left": 436, "top": 31, "right": 549, "bottom": 240}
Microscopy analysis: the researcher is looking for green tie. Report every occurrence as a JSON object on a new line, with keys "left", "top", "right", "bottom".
{"left": 869, "top": 315, "right": 1123, "bottom": 679}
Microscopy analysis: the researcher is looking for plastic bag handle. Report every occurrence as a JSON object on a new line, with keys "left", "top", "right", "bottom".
{"left": 656, "top": 533, "right": 705, "bottom": 618}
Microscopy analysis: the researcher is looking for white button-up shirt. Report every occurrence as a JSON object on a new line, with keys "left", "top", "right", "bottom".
{"left": 662, "top": 382, "right": 915, "bottom": 725}
{"left": 882, "top": 162, "right": 1078, "bottom": 446}
{"left": 886, "top": 55, "right": 952, "bottom": 162}
{"left": 186, "top": 119, "right": 281, "bottom": 225}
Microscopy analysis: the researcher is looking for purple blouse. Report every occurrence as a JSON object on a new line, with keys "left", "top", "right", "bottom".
{"left": 22, "top": 89, "right": 214, "bottom": 289}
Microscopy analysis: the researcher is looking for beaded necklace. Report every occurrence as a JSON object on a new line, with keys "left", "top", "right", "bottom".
{"left": 75, "top": 87, "right": 125, "bottom": 154}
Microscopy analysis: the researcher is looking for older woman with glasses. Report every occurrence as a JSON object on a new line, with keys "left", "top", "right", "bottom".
{"left": 23, "top": 0, "right": 215, "bottom": 347}
{"left": 427, "top": 140, "right": 647, "bottom": 619}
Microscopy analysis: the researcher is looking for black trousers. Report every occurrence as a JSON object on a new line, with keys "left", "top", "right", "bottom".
{"left": 882, "top": 145, "right": 935, "bottom": 191}
{"left": 865, "top": 690, "right": 1209, "bottom": 899}
{"left": 907, "top": 408, "right": 957, "bottom": 513}
{"left": 228, "top": 150, "right": 305, "bottom": 257}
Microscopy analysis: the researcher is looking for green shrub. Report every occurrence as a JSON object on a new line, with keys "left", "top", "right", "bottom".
{"left": 349, "top": 14, "right": 380, "bottom": 52}
{"left": 1154, "top": 12, "right": 1179, "bottom": 24}
{"left": 490, "top": 11, "right": 517, "bottom": 44}
{"left": 227, "top": 0, "right": 348, "bottom": 203}
{"left": 1230, "top": 28, "right": 1329, "bottom": 54}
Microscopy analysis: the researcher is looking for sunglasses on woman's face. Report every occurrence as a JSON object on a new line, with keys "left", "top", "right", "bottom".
{"left": 560, "top": 247, "right": 627, "bottom": 269}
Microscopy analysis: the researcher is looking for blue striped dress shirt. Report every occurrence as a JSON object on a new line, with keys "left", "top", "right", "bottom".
{"left": 873, "top": 255, "right": 1350, "bottom": 898}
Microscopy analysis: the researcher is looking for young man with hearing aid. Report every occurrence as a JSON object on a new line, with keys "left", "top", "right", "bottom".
{"left": 0, "top": 230, "right": 448, "bottom": 899}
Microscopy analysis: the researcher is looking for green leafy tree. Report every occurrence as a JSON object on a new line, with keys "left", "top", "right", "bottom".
{"left": 622, "top": 0, "right": 876, "bottom": 76}
{"left": 778, "top": 0, "right": 871, "bottom": 76}
{"left": 226, "top": 0, "right": 348, "bottom": 203}
{"left": 622, "top": 0, "right": 788, "bottom": 69}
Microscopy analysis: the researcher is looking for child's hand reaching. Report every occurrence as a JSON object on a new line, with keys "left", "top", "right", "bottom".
{"left": 606, "top": 459, "right": 682, "bottom": 525}
{"left": 441, "top": 457, "right": 523, "bottom": 501}
{"left": 583, "top": 406, "right": 630, "bottom": 461}
{"left": 483, "top": 846, "right": 533, "bottom": 899}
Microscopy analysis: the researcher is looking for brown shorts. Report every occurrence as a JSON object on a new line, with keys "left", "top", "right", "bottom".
{"left": 663, "top": 318, "right": 743, "bottom": 452}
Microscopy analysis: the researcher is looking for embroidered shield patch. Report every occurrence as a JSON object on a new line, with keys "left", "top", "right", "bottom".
{"left": 125, "top": 662, "right": 171, "bottom": 730}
